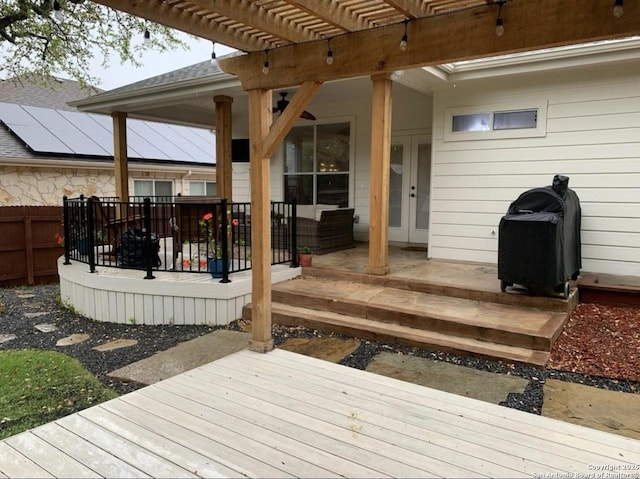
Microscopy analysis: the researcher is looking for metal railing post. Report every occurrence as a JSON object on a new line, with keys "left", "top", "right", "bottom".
{"left": 62, "top": 196, "right": 71, "bottom": 265}
{"left": 291, "top": 198, "right": 299, "bottom": 267}
{"left": 143, "top": 197, "right": 155, "bottom": 279}
{"left": 86, "top": 196, "right": 96, "bottom": 273}
{"left": 219, "top": 198, "right": 231, "bottom": 283}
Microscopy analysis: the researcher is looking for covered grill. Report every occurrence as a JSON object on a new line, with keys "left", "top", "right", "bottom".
{"left": 498, "top": 175, "right": 581, "bottom": 298}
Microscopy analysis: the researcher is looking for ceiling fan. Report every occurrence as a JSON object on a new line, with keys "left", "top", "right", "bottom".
{"left": 273, "top": 92, "right": 316, "bottom": 121}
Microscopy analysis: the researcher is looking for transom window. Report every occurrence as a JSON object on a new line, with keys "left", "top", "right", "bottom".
{"left": 283, "top": 122, "right": 350, "bottom": 207}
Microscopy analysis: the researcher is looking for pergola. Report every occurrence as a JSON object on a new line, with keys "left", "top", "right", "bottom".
{"left": 91, "top": 0, "right": 639, "bottom": 352}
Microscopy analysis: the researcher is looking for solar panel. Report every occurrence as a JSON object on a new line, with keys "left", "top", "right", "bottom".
{"left": 0, "top": 101, "right": 214, "bottom": 164}
{"left": 23, "top": 105, "right": 110, "bottom": 157}
{"left": 59, "top": 111, "right": 114, "bottom": 155}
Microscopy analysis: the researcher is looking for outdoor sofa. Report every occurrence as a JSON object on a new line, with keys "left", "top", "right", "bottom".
{"left": 294, "top": 204, "right": 356, "bottom": 255}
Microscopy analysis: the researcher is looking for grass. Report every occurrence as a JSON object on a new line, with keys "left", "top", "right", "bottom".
{"left": 0, "top": 350, "right": 117, "bottom": 440}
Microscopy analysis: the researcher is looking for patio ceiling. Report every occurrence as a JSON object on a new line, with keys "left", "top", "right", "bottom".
{"left": 91, "top": 0, "right": 640, "bottom": 90}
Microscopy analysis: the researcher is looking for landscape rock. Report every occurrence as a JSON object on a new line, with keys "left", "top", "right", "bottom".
{"left": 366, "top": 352, "right": 528, "bottom": 404}
{"left": 278, "top": 337, "right": 361, "bottom": 363}
{"left": 542, "top": 379, "right": 640, "bottom": 440}
{"left": 56, "top": 334, "right": 91, "bottom": 347}
{"left": 34, "top": 323, "right": 58, "bottom": 332}
{"left": 93, "top": 339, "right": 138, "bottom": 352}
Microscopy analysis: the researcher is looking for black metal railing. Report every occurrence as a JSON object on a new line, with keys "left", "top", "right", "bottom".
{"left": 62, "top": 195, "right": 297, "bottom": 281}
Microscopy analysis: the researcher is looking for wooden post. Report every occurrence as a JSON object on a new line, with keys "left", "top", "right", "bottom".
{"left": 248, "top": 88, "right": 274, "bottom": 353}
{"left": 112, "top": 112, "right": 129, "bottom": 207}
{"left": 367, "top": 74, "right": 392, "bottom": 275}
{"left": 214, "top": 95, "right": 233, "bottom": 200}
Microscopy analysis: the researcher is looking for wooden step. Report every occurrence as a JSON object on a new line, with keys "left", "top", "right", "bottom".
{"left": 244, "top": 303, "right": 550, "bottom": 367}
{"left": 303, "top": 266, "right": 578, "bottom": 313}
{"left": 272, "top": 277, "right": 567, "bottom": 351}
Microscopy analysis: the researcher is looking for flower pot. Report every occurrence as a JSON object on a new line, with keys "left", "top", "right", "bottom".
{"left": 208, "top": 258, "right": 228, "bottom": 278}
{"left": 76, "top": 239, "right": 90, "bottom": 256}
{"left": 297, "top": 252, "right": 313, "bottom": 267}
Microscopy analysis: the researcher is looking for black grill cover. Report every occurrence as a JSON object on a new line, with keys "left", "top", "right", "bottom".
{"left": 498, "top": 176, "right": 581, "bottom": 289}
{"left": 117, "top": 228, "right": 161, "bottom": 268}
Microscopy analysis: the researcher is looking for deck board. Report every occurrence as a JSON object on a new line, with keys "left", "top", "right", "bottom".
{"left": 2, "top": 349, "right": 640, "bottom": 478}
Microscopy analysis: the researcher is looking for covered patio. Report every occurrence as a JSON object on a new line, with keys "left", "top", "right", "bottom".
{"left": 73, "top": 0, "right": 640, "bottom": 352}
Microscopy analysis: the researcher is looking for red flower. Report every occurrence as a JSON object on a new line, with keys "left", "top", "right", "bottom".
{"left": 232, "top": 218, "right": 239, "bottom": 226}
{"left": 202, "top": 212, "right": 213, "bottom": 221}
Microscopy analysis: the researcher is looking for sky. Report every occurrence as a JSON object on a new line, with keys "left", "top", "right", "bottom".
{"left": 89, "top": 33, "right": 237, "bottom": 91}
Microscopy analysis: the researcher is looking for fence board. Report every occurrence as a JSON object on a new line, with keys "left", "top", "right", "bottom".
{"left": 0, "top": 206, "right": 63, "bottom": 287}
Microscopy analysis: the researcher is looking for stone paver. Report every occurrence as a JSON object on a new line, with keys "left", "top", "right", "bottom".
{"left": 366, "top": 352, "right": 528, "bottom": 404}
{"left": 56, "top": 334, "right": 91, "bottom": 347}
{"left": 542, "top": 379, "right": 640, "bottom": 440}
{"left": 278, "top": 337, "right": 361, "bottom": 363}
{"left": 25, "top": 312, "right": 51, "bottom": 319}
{"left": 34, "top": 323, "right": 58, "bottom": 332}
{"left": 93, "top": 339, "right": 138, "bottom": 352}
{"left": 108, "top": 330, "right": 250, "bottom": 385}
{"left": 0, "top": 334, "right": 16, "bottom": 344}
{"left": 16, "top": 294, "right": 35, "bottom": 299}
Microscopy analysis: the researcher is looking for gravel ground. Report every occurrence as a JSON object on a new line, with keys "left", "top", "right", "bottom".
{"left": 1, "top": 284, "right": 639, "bottom": 416}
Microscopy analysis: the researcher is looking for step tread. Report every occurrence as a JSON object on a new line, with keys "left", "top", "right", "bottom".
{"left": 273, "top": 277, "right": 566, "bottom": 339}
{"left": 251, "top": 302, "right": 550, "bottom": 367}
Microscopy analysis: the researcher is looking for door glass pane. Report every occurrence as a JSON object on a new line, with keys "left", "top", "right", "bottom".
{"left": 189, "top": 181, "right": 205, "bottom": 195}
{"left": 388, "top": 144, "right": 404, "bottom": 228}
{"left": 284, "top": 175, "right": 313, "bottom": 204}
{"left": 133, "top": 180, "right": 153, "bottom": 197}
{"left": 316, "top": 123, "right": 350, "bottom": 172}
{"left": 155, "top": 181, "right": 173, "bottom": 198}
{"left": 205, "top": 182, "right": 217, "bottom": 196}
{"left": 284, "top": 126, "right": 314, "bottom": 173}
{"left": 415, "top": 143, "right": 431, "bottom": 230}
{"left": 317, "top": 174, "right": 348, "bottom": 207}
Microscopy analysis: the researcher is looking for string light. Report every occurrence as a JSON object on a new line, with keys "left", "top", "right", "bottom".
{"left": 495, "top": 0, "right": 505, "bottom": 37}
{"left": 262, "top": 49, "right": 270, "bottom": 75}
{"left": 326, "top": 38, "right": 334, "bottom": 65}
{"left": 613, "top": 0, "right": 623, "bottom": 17}
{"left": 210, "top": 41, "right": 216, "bottom": 65}
{"left": 143, "top": 27, "right": 151, "bottom": 47}
{"left": 399, "top": 19, "right": 408, "bottom": 51}
{"left": 53, "top": 0, "right": 64, "bottom": 21}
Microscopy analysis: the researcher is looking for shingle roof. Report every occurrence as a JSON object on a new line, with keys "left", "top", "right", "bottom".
{"left": 0, "top": 76, "right": 101, "bottom": 111}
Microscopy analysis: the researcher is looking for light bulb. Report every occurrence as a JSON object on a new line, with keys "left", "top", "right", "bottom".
{"left": 262, "top": 60, "right": 270, "bottom": 75}
{"left": 326, "top": 49, "right": 334, "bottom": 65}
{"left": 613, "top": 0, "right": 623, "bottom": 17}
{"left": 53, "top": 0, "right": 64, "bottom": 21}
{"left": 143, "top": 28, "right": 151, "bottom": 47}
{"left": 495, "top": 17, "right": 504, "bottom": 37}
{"left": 399, "top": 34, "right": 408, "bottom": 51}
{"left": 210, "top": 42, "right": 216, "bottom": 65}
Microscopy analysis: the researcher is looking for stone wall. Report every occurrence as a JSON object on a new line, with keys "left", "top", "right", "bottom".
{"left": 0, "top": 166, "right": 116, "bottom": 206}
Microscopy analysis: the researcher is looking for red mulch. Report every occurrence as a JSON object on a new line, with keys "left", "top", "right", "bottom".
{"left": 548, "top": 303, "right": 640, "bottom": 382}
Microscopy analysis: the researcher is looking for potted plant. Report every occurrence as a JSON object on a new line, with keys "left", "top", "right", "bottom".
{"left": 297, "top": 246, "right": 313, "bottom": 267}
{"left": 200, "top": 212, "right": 227, "bottom": 278}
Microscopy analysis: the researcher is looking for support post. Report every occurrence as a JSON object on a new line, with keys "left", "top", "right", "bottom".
{"left": 214, "top": 95, "right": 234, "bottom": 200}
{"left": 247, "top": 88, "right": 274, "bottom": 353}
{"left": 367, "top": 74, "right": 392, "bottom": 275}
{"left": 112, "top": 112, "right": 129, "bottom": 209}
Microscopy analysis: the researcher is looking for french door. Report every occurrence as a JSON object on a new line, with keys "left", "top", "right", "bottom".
{"left": 388, "top": 135, "right": 431, "bottom": 244}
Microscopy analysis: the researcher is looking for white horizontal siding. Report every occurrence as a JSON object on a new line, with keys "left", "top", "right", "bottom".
{"left": 431, "top": 62, "right": 640, "bottom": 275}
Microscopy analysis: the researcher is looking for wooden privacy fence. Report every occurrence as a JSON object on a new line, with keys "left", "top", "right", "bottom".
{"left": 0, "top": 206, "right": 63, "bottom": 287}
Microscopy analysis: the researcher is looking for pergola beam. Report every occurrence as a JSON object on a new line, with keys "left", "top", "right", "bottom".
{"left": 219, "top": 0, "right": 640, "bottom": 90}
{"left": 287, "top": 0, "right": 372, "bottom": 32}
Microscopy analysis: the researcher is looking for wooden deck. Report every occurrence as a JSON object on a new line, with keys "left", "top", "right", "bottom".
{"left": 2, "top": 349, "right": 640, "bottom": 478}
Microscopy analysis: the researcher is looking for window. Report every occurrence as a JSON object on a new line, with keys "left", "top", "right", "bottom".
{"left": 189, "top": 181, "right": 216, "bottom": 196}
{"left": 133, "top": 180, "right": 173, "bottom": 200}
{"left": 283, "top": 122, "right": 351, "bottom": 206}
{"left": 444, "top": 100, "right": 547, "bottom": 141}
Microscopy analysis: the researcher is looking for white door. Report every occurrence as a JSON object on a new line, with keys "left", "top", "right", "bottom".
{"left": 388, "top": 135, "right": 431, "bottom": 244}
